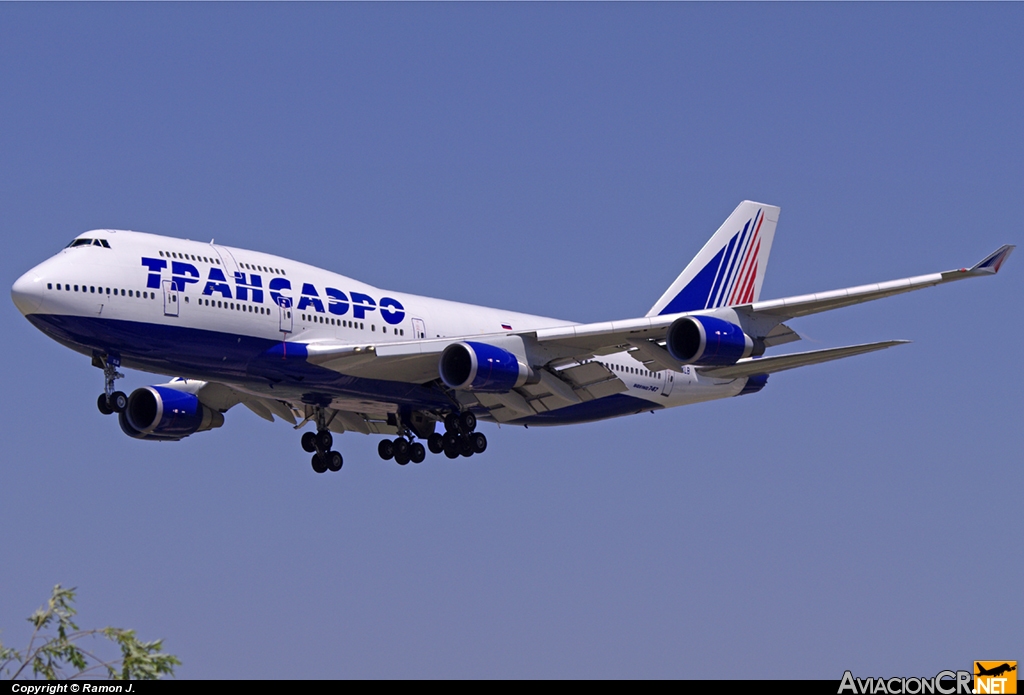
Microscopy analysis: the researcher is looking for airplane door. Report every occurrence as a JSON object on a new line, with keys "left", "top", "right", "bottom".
{"left": 411, "top": 317, "right": 426, "bottom": 339}
{"left": 162, "top": 279, "right": 179, "bottom": 317}
{"left": 660, "top": 372, "right": 674, "bottom": 397}
{"left": 278, "top": 299, "right": 293, "bottom": 334}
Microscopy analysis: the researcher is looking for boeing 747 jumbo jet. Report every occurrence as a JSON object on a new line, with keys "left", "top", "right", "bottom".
{"left": 11, "top": 202, "right": 1014, "bottom": 472}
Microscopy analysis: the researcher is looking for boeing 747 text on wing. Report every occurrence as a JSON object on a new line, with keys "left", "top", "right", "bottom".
{"left": 11, "top": 202, "right": 1013, "bottom": 472}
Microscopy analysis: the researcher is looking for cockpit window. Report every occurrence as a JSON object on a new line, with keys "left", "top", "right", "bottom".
{"left": 66, "top": 238, "right": 111, "bottom": 249}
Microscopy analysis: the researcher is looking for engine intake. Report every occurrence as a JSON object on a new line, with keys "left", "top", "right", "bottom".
{"left": 666, "top": 316, "right": 762, "bottom": 366}
{"left": 439, "top": 341, "right": 535, "bottom": 392}
{"left": 119, "top": 386, "right": 224, "bottom": 441}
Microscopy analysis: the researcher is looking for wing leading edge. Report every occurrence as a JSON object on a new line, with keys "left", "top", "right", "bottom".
{"left": 740, "top": 244, "right": 1015, "bottom": 321}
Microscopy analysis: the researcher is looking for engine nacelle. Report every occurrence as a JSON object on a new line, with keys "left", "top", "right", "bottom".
{"left": 666, "top": 316, "right": 762, "bottom": 366}
{"left": 738, "top": 373, "right": 769, "bottom": 396}
{"left": 439, "top": 341, "right": 534, "bottom": 392}
{"left": 118, "top": 386, "right": 224, "bottom": 441}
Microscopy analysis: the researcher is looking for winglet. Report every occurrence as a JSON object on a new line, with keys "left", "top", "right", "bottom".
{"left": 968, "top": 245, "right": 1014, "bottom": 275}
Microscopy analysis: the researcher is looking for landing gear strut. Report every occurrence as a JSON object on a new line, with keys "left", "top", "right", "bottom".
{"left": 96, "top": 355, "right": 127, "bottom": 415}
{"left": 301, "top": 406, "right": 343, "bottom": 474}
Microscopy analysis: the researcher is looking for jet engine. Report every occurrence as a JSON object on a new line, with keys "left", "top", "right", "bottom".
{"left": 665, "top": 315, "right": 763, "bottom": 366}
{"left": 118, "top": 386, "right": 225, "bottom": 441}
{"left": 439, "top": 341, "right": 535, "bottom": 392}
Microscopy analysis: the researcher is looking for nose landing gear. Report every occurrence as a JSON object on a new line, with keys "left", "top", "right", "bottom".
{"left": 95, "top": 355, "right": 127, "bottom": 415}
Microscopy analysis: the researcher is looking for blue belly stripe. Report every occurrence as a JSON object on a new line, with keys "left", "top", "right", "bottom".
{"left": 27, "top": 313, "right": 453, "bottom": 409}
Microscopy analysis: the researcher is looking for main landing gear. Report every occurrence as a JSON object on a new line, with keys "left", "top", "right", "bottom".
{"left": 377, "top": 410, "right": 486, "bottom": 466}
{"left": 301, "top": 407, "right": 343, "bottom": 474}
{"left": 95, "top": 356, "right": 127, "bottom": 416}
{"left": 377, "top": 437, "right": 426, "bottom": 466}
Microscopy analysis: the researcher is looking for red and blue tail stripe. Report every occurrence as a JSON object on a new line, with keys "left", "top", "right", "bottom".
{"left": 650, "top": 201, "right": 779, "bottom": 317}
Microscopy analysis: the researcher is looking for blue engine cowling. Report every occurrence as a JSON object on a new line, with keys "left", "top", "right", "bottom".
{"left": 439, "top": 341, "right": 534, "bottom": 392}
{"left": 738, "top": 373, "right": 769, "bottom": 396}
{"left": 666, "top": 316, "right": 760, "bottom": 366}
{"left": 118, "top": 386, "right": 225, "bottom": 441}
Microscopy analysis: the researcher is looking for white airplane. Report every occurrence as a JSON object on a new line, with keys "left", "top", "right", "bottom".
{"left": 10, "top": 201, "right": 1014, "bottom": 473}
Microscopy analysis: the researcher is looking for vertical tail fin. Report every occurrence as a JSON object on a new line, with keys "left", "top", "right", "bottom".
{"left": 647, "top": 201, "right": 780, "bottom": 317}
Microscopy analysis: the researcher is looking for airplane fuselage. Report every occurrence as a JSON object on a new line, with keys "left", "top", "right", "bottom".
{"left": 13, "top": 229, "right": 746, "bottom": 427}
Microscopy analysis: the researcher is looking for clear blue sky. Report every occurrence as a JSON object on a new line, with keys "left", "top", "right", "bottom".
{"left": 1, "top": 3, "right": 1020, "bottom": 679}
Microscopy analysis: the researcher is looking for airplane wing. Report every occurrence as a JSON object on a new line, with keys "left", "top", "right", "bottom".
{"left": 300, "top": 246, "right": 1011, "bottom": 390}
{"left": 695, "top": 340, "right": 909, "bottom": 380}
{"left": 529, "top": 245, "right": 1014, "bottom": 357}
{"left": 738, "top": 244, "right": 1015, "bottom": 321}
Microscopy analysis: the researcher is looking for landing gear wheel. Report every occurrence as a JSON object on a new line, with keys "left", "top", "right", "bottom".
{"left": 427, "top": 433, "right": 444, "bottom": 454}
{"left": 97, "top": 394, "right": 113, "bottom": 415}
{"left": 460, "top": 436, "right": 475, "bottom": 457}
{"left": 444, "top": 413, "right": 459, "bottom": 433}
{"left": 301, "top": 431, "right": 318, "bottom": 453}
{"left": 392, "top": 438, "right": 409, "bottom": 458}
{"left": 316, "top": 430, "right": 333, "bottom": 451}
{"left": 395, "top": 450, "right": 410, "bottom": 466}
{"left": 311, "top": 453, "right": 328, "bottom": 473}
{"left": 109, "top": 391, "right": 128, "bottom": 413}
{"left": 458, "top": 411, "right": 477, "bottom": 434}
{"left": 378, "top": 439, "right": 395, "bottom": 460}
{"left": 442, "top": 432, "right": 458, "bottom": 450}
{"left": 444, "top": 445, "right": 460, "bottom": 459}
{"left": 327, "top": 451, "right": 343, "bottom": 472}
{"left": 410, "top": 442, "right": 426, "bottom": 464}
{"left": 470, "top": 432, "right": 487, "bottom": 454}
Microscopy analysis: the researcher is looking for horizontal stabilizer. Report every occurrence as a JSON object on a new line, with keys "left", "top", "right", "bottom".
{"left": 697, "top": 340, "right": 910, "bottom": 380}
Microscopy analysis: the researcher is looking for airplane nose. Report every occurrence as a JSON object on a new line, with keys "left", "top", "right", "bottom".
{"left": 11, "top": 270, "right": 43, "bottom": 315}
